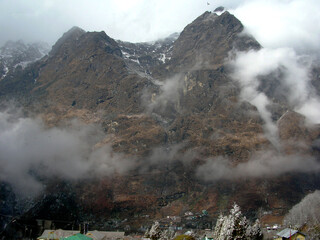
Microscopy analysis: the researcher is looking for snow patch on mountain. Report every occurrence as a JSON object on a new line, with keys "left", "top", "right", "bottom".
{"left": 117, "top": 32, "right": 179, "bottom": 74}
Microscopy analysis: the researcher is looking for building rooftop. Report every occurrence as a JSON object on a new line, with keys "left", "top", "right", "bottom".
{"left": 276, "top": 228, "right": 303, "bottom": 238}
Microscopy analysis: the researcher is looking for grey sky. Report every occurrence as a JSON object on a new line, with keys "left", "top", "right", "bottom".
{"left": 1, "top": 0, "right": 319, "bottom": 52}
{"left": 0, "top": 0, "right": 212, "bottom": 46}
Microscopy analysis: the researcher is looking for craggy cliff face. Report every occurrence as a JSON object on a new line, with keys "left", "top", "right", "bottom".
{"left": 0, "top": 11, "right": 319, "bottom": 234}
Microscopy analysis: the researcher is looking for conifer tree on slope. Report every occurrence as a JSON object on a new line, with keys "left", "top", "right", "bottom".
{"left": 247, "top": 219, "right": 263, "bottom": 240}
{"left": 213, "top": 203, "right": 263, "bottom": 240}
{"left": 145, "top": 221, "right": 162, "bottom": 240}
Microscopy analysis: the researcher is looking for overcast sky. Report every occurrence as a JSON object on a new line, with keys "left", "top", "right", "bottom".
{"left": 1, "top": 0, "right": 320, "bottom": 51}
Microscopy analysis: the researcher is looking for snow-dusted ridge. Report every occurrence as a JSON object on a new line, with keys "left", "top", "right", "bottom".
{"left": 117, "top": 32, "right": 179, "bottom": 74}
{"left": 0, "top": 40, "right": 50, "bottom": 80}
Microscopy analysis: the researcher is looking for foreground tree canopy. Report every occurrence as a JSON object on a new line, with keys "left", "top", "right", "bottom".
{"left": 213, "top": 203, "right": 263, "bottom": 240}
{"left": 284, "top": 190, "right": 320, "bottom": 239}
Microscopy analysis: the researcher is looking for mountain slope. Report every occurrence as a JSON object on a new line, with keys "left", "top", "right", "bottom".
{"left": 0, "top": 10, "right": 319, "bottom": 237}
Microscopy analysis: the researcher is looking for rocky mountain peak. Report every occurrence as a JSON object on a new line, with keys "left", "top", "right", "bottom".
{"left": 168, "top": 11, "right": 260, "bottom": 73}
{"left": 49, "top": 27, "right": 122, "bottom": 60}
{"left": 50, "top": 26, "right": 86, "bottom": 56}
{"left": 84, "top": 31, "right": 122, "bottom": 57}
{"left": 57, "top": 26, "right": 85, "bottom": 41}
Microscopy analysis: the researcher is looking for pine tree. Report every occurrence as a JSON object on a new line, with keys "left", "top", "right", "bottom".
{"left": 213, "top": 214, "right": 225, "bottom": 239}
{"left": 213, "top": 203, "right": 263, "bottom": 240}
{"left": 160, "top": 229, "right": 175, "bottom": 240}
{"left": 229, "top": 203, "right": 248, "bottom": 239}
{"left": 247, "top": 219, "right": 263, "bottom": 240}
{"left": 145, "top": 221, "right": 162, "bottom": 240}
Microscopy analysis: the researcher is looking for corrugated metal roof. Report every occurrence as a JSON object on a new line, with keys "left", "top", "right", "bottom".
{"left": 37, "top": 229, "right": 80, "bottom": 240}
{"left": 276, "top": 228, "right": 298, "bottom": 238}
{"left": 86, "top": 231, "right": 125, "bottom": 240}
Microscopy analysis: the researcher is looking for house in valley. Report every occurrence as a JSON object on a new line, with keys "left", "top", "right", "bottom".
{"left": 37, "top": 229, "right": 80, "bottom": 240}
{"left": 275, "top": 228, "right": 306, "bottom": 240}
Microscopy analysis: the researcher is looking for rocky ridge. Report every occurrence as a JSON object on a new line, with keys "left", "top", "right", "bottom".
{"left": 117, "top": 32, "right": 179, "bottom": 75}
{"left": 0, "top": 40, "right": 49, "bottom": 80}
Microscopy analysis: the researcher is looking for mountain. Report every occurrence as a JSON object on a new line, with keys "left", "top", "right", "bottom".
{"left": 0, "top": 40, "right": 49, "bottom": 80}
{"left": 0, "top": 10, "right": 319, "bottom": 238}
{"left": 169, "top": 11, "right": 260, "bottom": 72}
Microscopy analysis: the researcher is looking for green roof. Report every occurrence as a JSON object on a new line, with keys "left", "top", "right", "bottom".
{"left": 60, "top": 233, "right": 93, "bottom": 240}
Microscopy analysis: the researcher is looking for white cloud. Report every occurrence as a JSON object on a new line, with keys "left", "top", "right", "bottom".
{"left": 297, "top": 97, "right": 320, "bottom": 123}
{"left": 197, "top": 151, "right": 320, "bottom": 182}
{"left": 231, "top": 0, "right": 320, "bottom": 53}
{"left": 230, "top": 47, "right": 320, "bottom": 130}
{"left": 0, "top": 109, "right": 133, "bottom": 196}
{"left": 145, "top": 74, "right": 184, "bottom": 114}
